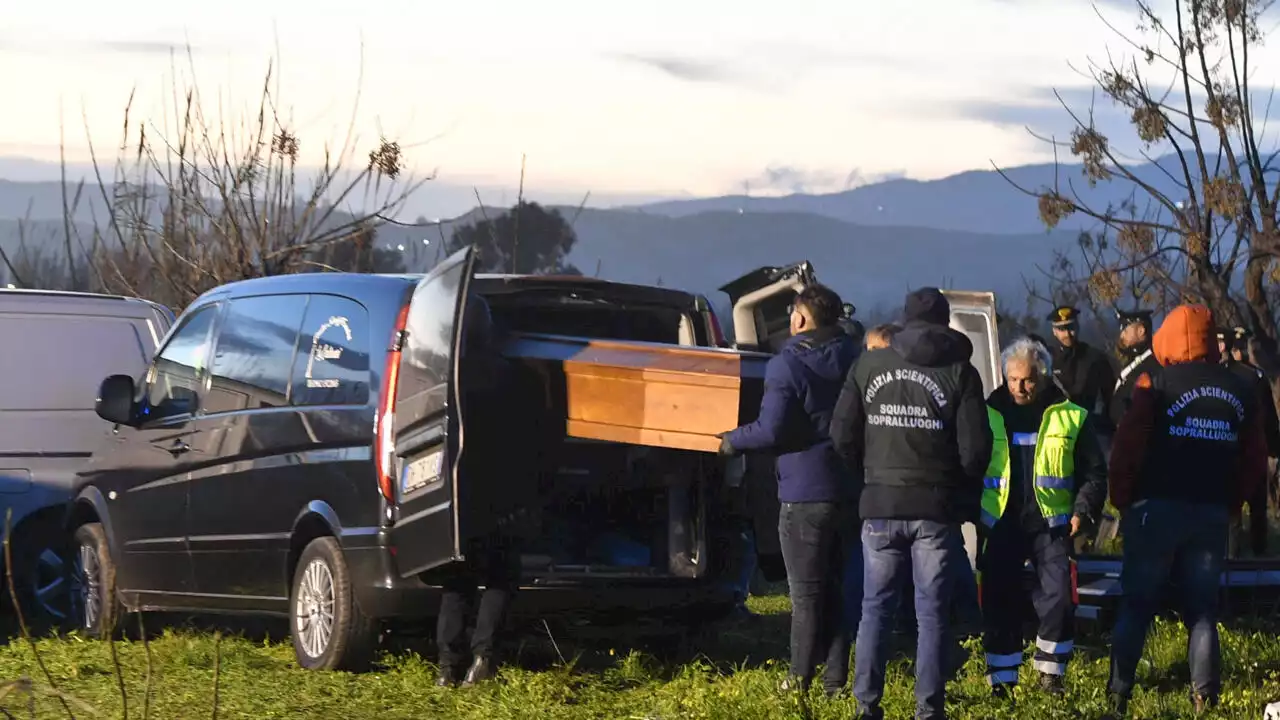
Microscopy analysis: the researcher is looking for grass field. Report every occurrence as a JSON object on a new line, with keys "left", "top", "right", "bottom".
{"left": 4, "top": 594, "right": 1280, "bottom": 719}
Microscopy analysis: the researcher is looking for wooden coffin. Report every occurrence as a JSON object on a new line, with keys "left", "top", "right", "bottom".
{"left": 501, "top": 333, "right": 770, "bottom": 453}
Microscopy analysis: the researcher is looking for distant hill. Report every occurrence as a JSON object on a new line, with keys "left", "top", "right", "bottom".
{"left": 624, "top": 153, "right": 1223, "bottom": 236}
{"left": 368, "top": 207, "right": 1079, "bottom": 318}
{"left": 1, "top": 154, "right": 1133, "bottom": 315}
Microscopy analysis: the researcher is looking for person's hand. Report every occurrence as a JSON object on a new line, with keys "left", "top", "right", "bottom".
{"left": 1070, "top": 515, "right": 1083, "bottom": 537}
{"left": 715, "top": 432, "right": 737, "bottom": 456}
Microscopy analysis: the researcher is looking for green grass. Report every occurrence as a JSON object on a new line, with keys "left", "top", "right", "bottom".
{"left": 4, "top": 595, "right": 1280, "bottom": 719}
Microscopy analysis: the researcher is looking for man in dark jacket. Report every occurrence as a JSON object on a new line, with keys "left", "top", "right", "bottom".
{"left": 719, "top": 283, "right": 861, "bottom": 697}
{"left": 435, "top": 295, "right": 540, "bottom": 688}
{"left": 1221, "top": 326, "right": 1280, "bottom": 555}
{"left": 980, "top": 337, "right": 1107, "bottom": 697}
{"left": 1048, "top": 306, "right": 1117, "bottom": 437}
{"left": 1104, "top": 304, "right": 1268, "bottom": 717}
{"left": 830, "top": 287, "right": 993, "bottom": 720}
{"left": 1110, "top": 309, "right": 1161, "bottom": 429}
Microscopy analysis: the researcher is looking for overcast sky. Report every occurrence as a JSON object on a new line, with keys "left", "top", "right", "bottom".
{"left": 3, "top": 0, "right": 1278, "bottom": 204}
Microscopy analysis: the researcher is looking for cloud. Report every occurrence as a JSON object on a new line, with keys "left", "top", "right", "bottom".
{"left": 610, "top": 53, "right": 745, "bottom": 85}
{"left": 739, "top": 165, "right": 906, "bottom": 195}
{"left": 93, "top": 40, "right": 196, "bottom": 55}
{"left": 0, "top": 36, "right": 201, "bottom": 56}
{"left": 945, "top": 85, "right": 1182, "bottom": 157}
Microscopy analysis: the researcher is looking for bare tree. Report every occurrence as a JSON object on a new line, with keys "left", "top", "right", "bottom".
{"left": 0, "top": 47, "right": 427, "bottom": 312}
{"left": 1001, "top": 0, "right": 1280, "bottom": 358}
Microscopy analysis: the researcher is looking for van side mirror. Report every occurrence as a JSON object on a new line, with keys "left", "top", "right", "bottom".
{"left": 96, "top": 374, "right": 138, "bottom": 426}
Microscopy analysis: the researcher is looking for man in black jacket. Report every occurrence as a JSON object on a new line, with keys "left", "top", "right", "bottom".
{"left": 1048, "top": 306, "right": 1117, "bottom": 438}
{"left": 831, "top": 287, "right": 993, "bottom": 720}
{"left": 1222, "top": 326, "right": 1280, "bottom": 555}
{"left": 435, "top": 295, "right": 540, "bottom": 688}
{"left": 1110, "top": 309, "right": 1161, "bottom": 429}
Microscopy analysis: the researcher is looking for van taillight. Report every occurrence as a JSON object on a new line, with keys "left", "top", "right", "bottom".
{"left": 708, "top": 311, "right": 728, "bottom": 347}
{"left": 375, "top": 304, "right": 411, "bottom": 502}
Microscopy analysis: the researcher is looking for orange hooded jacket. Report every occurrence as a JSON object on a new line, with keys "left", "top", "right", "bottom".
{"left": 1107, "top": 304, "right": 1267, "bottom": 513}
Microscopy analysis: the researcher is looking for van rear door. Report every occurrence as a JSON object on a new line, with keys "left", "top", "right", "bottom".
{"left": 717, "top": 262, "right": 816, "bottom": 352}
{"left": 940, "top": 289, "right": 1001, "bottom": 570}
{"left": 387, "top": 245, "right": 478, "bottom": 577}
{"left": 941, "top": 290, "right": 1002, "bottom": 397}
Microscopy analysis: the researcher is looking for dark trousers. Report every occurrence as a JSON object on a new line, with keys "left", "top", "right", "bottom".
{"left": 979, "top": 518, "right": 1075, "bottom": 686}
{"left": 854, "top": 519, "right": 965, "bottom": 720}
{"left": 778, "top": 501, "right": 858, "bottom": 692}
{"left": 1248, "top": 480, "right": 1269, "bottom": 556}
{"left": 1108, "top": 499, "right": 1229, "bottom": 700}
{"left": 436, "top": 540, "right": 520, "bottom": 668}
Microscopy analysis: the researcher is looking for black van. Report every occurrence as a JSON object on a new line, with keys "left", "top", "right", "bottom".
{"left": 71, "top": 245, "right": 775, "bottom": 670}
{"left": 0, "top": 289, "right": 172, "bottom": 626}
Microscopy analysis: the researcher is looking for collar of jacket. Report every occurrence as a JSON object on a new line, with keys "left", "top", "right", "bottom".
{"left": 988, "top": 382, "right": 1067, "bottom": 416}
{"left": 787, "top": 325, "right": 846, "bottom": 351}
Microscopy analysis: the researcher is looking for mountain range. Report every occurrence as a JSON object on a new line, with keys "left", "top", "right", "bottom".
{"left": 1, "top": 153, "right": 1213, "bottom": 321}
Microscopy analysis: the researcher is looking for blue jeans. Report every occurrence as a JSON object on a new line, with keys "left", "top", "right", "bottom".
{"left": 1108, "top": 499, "right": 1229, "bottom": 700}
{"left": 854, "top": 519, "right": 965, "bottom": 720}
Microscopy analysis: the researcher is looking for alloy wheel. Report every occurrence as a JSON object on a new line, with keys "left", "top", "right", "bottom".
{"left": 70, "top": 542, "right": 102, "bottom": 631}
{"left": 295, "top": 559, "right": 336, "bottom": 659}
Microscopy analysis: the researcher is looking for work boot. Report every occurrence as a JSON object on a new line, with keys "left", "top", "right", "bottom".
{"left": 461, "top": 656, "right": 496, "bottom": 687}
{"left": 435, "top": 663, "right": 461, "bottom": 688}
{"left": 1037, "top": 672, "right": 1065, "bottom": 695}
{"left": 1100, "top": 693, "right": 1129, "bottom": 720}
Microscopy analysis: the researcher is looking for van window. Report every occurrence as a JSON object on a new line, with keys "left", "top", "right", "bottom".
{"left": 145, "top": 304, "right": 218, "bottom": 421}
{"left": 0, "top": 314, "right": 151, "bottom": 411}
{"left": 205, "top": 294, "right": 308, "bottom": 412}
{"left": 400, "top": 259, "right": 470, "bottom": 401}
{"left": 291, "top": 295, "right": 371, "bottom": 406}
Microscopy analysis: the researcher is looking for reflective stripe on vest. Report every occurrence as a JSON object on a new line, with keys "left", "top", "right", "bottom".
{"left": 981, "top": 400, "right": 1087, "bottom": 528}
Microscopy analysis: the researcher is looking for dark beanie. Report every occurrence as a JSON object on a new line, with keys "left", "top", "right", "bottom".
{"left": 903, "top": 287, "right": 950, "bottom": 325}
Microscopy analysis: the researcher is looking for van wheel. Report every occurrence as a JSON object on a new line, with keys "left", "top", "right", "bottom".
{"left": 6, "top": 523, "right": 72, "bottom": 631}
{"left": 70, "top": 523, "right": 118, "bottom": 639}
{"left": 290, "top": 537, "right": 377, "bottom": 671}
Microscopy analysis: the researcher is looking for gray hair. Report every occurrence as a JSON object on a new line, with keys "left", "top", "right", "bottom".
{"left": 1001, "top": 336, "right": 1053, "bottom": 377}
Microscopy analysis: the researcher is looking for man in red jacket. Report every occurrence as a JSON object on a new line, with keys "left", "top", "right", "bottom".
{"left": 1104, "top": 304, "right": 1268, "bottom": 718}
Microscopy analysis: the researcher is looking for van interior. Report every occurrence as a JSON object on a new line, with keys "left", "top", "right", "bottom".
{"left": 480, "top": 291, "right": 708, "bottom": 581}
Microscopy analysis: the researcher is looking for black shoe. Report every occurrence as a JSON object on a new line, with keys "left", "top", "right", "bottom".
{"left": 991, "top": 683, "right": 1014, "bottom": 700}
{"left": 823, "top": 684, "right": 849, "bottom": 700}
{"left": 1100, "top": 693, "right": 1128, "bottom": 720}
{"left": 436, "top": 663, "right": 461, "bottom": 688}
{"left": 461, "top": 656, "right": 496, "bottom": 687}
{"left": 1037, "top": 672, "right": 1065, "bottom": 695}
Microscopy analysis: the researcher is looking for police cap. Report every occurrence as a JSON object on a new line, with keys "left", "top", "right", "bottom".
{"left": 1232, "top": 325, "right": 1253, "bottom": 342}
{"left": 1048, "top": 305, "right": 1079, "bottom": 327}
{"left": 1116, "top": 308, "right": 1153, "bottom": 329}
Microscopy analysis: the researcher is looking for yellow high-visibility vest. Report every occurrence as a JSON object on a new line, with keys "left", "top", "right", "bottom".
{"left": 981, "top": 401, "right": 1087, "bottom": 529}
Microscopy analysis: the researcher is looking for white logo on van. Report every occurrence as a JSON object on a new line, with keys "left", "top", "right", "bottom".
{"left": 305, "top": 316, "right": 352, "bottom": 388}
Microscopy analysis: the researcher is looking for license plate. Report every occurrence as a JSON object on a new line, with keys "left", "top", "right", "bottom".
{"left": 401, "top": 449, "right": 443, "bottom": 495}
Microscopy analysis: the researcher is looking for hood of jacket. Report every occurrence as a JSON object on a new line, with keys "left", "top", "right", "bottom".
{"left": 1153, "top": 304, "right": 1219, "bottom": 367}
{"left": 782, "top": 325, "right": 860, "bottom": 381}
{"left": 890, "top": 320, "right": 974, "bottom": 368}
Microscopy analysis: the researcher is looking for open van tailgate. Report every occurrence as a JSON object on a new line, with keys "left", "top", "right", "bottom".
{"left": 501, "top": 332, "right": 770, "bottom": 452}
